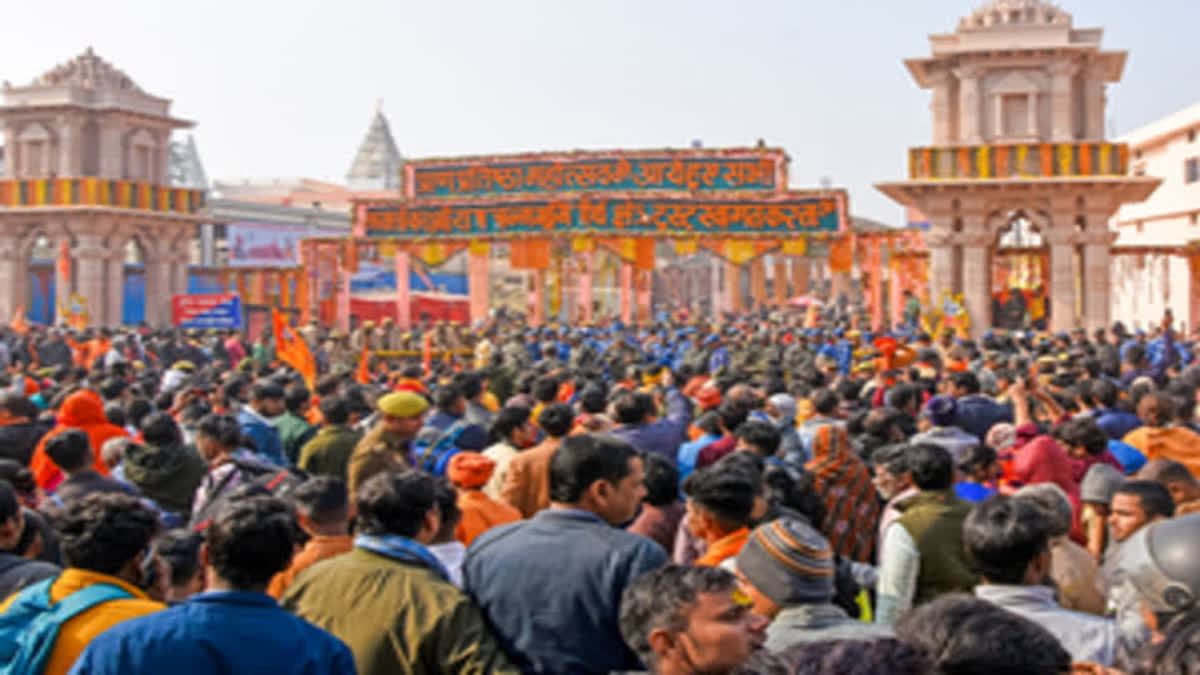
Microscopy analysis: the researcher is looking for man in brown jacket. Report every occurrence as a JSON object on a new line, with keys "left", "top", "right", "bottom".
{"left": 347, "top": 392, "right": 428, "bottom": 496}
{"left": 502, "top": 403, "right": 574, "bottom": 518}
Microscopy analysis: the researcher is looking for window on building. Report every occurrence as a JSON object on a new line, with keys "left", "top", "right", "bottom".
{"left": 1135, "top": 149, "right": 1143, "bottom": 159}
{"left": 1186, "top": 157, "right": 1200, "bottom": 184}
{"left": 1192, "top": 212, "right": 1199, "bottom": 227}
{"left": 23, "top": 141, "right": 43, "bottom": 176}
{"left": 1189, "top": 129, "right": 1197, "bottom": 143}
{"left": 1002, "top": 94, "right": 1030, "bottom": 137}
{"left": 1136, "top": 221, "right": 1145, "bottom": 233}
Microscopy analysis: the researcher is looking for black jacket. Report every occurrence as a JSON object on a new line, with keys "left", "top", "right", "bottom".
{"left": 0, "top": 420, "right": 52, "bottom": 466}
{"left": 0, "top": 553, "right": 58, "bottom": 601}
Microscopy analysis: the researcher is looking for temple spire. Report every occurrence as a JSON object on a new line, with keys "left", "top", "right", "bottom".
{"left": 346, "top": 107, "right": 402, "bottom": 190}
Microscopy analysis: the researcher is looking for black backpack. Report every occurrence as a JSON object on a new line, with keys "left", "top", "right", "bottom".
{"left": 189, "top": 458, "right": 307, "bottom": 530}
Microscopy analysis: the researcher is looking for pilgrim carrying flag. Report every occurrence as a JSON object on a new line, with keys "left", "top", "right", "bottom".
{"left": 271, "top": 309, "right": 316, "bottom": 387}
{"left": 355, "top": 344, "right": 371, "bottom": 384}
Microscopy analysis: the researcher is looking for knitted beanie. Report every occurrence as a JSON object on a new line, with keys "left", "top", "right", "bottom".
{"left": 1081, "top": 463, "right": 1125, "bottom": 506}
{"left": 735, "top": 518, "right": 834, "bottom": 606}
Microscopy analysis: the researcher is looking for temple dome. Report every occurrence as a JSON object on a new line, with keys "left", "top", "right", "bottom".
{"left": 31, "top": 47, "right": 143, "bottom": 93}
{"left": 960, "top": 0, "right": 1071, "bottom": 30}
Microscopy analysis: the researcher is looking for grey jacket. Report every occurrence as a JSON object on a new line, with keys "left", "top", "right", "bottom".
{"left": 974, "top": 585, "right": 1125, "bottom": 666}
{"left": 764, "top": 603, "right": 893, "bottom": 652}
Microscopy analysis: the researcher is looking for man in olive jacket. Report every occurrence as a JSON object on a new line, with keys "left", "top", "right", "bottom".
{"left": 297, "top": 395, "right": 362, "bottom": 480}
{"left": 282, "top": 470, "right": 518, "bottom": 675}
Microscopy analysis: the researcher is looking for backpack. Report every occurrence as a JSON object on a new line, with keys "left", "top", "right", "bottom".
{"left": 0, "top": 578, "right": 132, "bottom": 674}
{"left": 189, "top": 457, "right": 308, "bottom": 530}
{"left": 414, "top": 421, "right": 472, "bottom": 477}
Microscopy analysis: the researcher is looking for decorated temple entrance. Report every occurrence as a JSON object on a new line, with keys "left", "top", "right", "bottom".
{"left": 990, "top": 213, "right": 1048, "bottom": 330}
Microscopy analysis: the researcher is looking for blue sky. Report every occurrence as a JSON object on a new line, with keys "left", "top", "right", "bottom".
{"left": 2, "top": 0, "right": 1196, "bottom": 223}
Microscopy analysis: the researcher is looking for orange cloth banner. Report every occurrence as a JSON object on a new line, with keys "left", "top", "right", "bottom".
{"left": 830, "top": 238, "right": 853, "bottom": 273}
{"left": 272, "top": 308, "right": 316, "bottom": 388}
{"left": 510, "top": 238, "right": 551, "bottom": 270}
{"left": 634, "top": 238, "right": 656, "bottom": 271}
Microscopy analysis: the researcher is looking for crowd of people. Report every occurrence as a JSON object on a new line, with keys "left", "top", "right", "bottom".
{"left": 0, "top": 307, "right": 1199, "bottom": 674}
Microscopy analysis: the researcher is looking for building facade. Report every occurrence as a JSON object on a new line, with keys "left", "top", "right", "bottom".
{"left": 0, "top": 48, "right": 208, "bottom": 327}
{"left": 1110, "top": 102, "right": 1200, "bottom": 332}
{"left": 876, "top": 0, "right": 1160, "bottom": 335}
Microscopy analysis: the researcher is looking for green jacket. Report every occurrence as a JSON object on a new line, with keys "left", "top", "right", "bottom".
{"left": 275, "top": 412, "right": 317, "bottom": 465}
{"left": 122, "top": 440, "right": 208, "bottom": 515}
{"left": 297, "top": 425, "right": 362, "bottom": 480}
{"left": 896, "top": 489, "right": 978, "bottom": 607}
{"left": 281, "top": 548, "right": 519, "bottom": 675}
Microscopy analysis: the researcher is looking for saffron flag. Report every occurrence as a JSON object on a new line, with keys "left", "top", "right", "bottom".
{"left": 272, "top": 309, "right": 316, "bottom": 388}
{"left": 10, "top": 305, "right": 28, "bottom": 335}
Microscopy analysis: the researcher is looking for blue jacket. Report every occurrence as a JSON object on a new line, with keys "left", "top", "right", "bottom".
{"left": 609, "top": 388, "right": 692, "bottom": 460}
{"left": 952, "top": 395, "right": 1013, "bottom": 442}
{"left": 236, "top": 408, "right": 286, "bottom": 466}
{"left": 1093, "top": 408, "right": 1143, "bottom": 441}
{"left": 69, "top": 591, "right": 355, "bottom": 675}
{"left": 464, "top": 509, "right": 667, "bottom": 674}
{"left": 677, "top": 433, "right": 720, "bottom": 483}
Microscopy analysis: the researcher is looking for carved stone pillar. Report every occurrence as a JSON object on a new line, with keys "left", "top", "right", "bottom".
{"left": 749, "top": 258, "right": 766, "bottom": 309}
{"left": 790, "top": 257, "right": 809, "bottom": 298}
{"left": 955, "top": 65, "right": 984, "bottom": 144}
{"left": 142, "top": 239, "right": 168, "bottom": 328}
{"left": 705, "top": 256, "right": 718, "bottom": 316}
{"left": 73, "top": 233, "right": 110, "bottom": 327}
{"left": 0, "top": 234, "right": 23, "bottom": 324}
{"left": 725, "top": 260, "right": 742, "bottom": 314}
{"left": 1082, "top": 230, "right": 1117, "bottom": 334}
{"left": 58, "top": 114, "right": 79, "bottom": 176}
{"left": 929, "top": 71, "right": 954, "bottom": 145}
{"left": 106, "top": 249, "right": 125, "bottom": 327}
{"left": 960, "top": 234, "right": 992, "bottom": 338}
{"left": 926, "top": 230, "right": 956, "bottom": 311}
{"left": 1049, "top": 59, "right": 1080, "bottom": 142}
{"left": 1044, "top": 229, "right": 1079, "bottom": 332}
{"left": 1084, "top": 66, "right": 1107, "bottom": 140}
{"left": 773, "top": 255, "right": 788, "bottom": 306}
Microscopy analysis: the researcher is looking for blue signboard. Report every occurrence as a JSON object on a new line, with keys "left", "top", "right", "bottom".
{"left": 172, "top": 294, "right": 243, "bottom": 329}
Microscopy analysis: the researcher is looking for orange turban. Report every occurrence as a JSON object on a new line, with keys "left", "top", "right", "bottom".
{"left": 447, "top": 452, "right": 495, "bottom": 489}
{"left": 695, "top": 385, "right": 722, "bottom": 411}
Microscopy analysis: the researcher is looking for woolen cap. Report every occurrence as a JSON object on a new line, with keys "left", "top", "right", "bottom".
{"left": 377, "top": 391, "right": 430, "bottom": 418}
{"left": 923, "top": 395, "right": 958, "bottom": 427}
{"left": 1081, "top": 463, "right": 1125, "bottom": 505}
{"left": 736, "top": 518, "right": 835, "bottom": 606}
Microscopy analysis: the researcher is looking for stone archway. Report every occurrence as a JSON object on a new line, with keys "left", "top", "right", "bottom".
{"left": 15, "top": 225, "right": 69, "bottom": 326}
{"left": 988, "top": 209, "right": 1049, "bottom": 330}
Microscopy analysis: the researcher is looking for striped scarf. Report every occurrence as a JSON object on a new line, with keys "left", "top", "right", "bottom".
{"left": 805, "top": 424, "right": 881, "bottom": 564}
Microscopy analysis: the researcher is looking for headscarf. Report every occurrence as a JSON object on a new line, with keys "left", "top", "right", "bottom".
{"left": 29, "top": 389, "right": 129, "bottom": 490}
{"left": 767, "top": 394, "right": 797, "bottom": 428}
{"left": 805, "top": 424, "right": 880, "bottom": 563}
